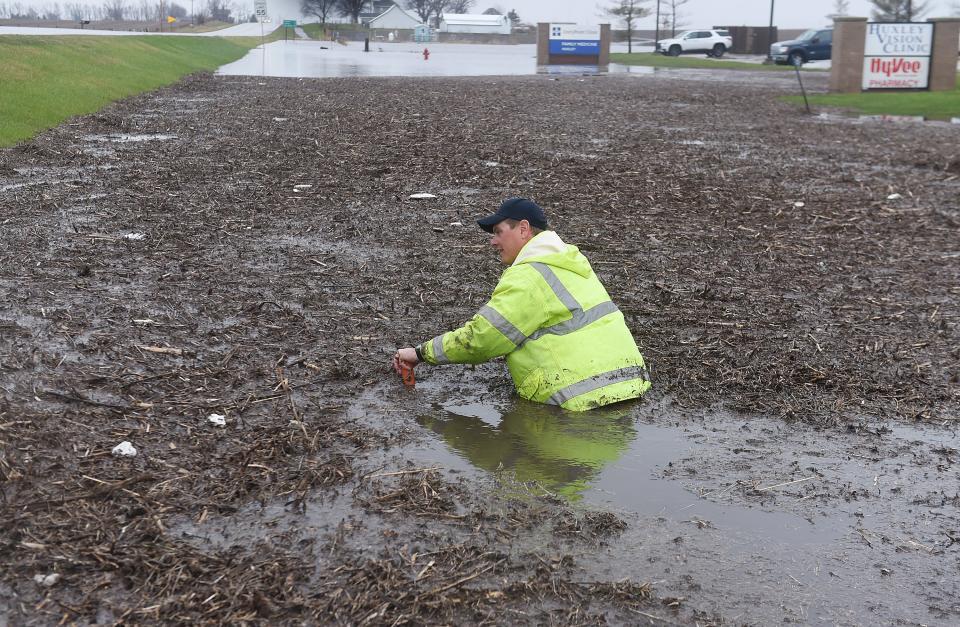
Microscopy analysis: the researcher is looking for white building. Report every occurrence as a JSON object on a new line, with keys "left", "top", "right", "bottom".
{"left": 438, "top": 13, "right": 511, "bottom": 35}
{"left": 368, "top": 5, "right": 422, "bottom": 30}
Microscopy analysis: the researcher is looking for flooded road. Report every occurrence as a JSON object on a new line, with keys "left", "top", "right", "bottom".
{"left": 213, "top": 39, "right": 836, "bottom": 89}
{"left": 217, "top": 40, "right": 542, "bottom": 78}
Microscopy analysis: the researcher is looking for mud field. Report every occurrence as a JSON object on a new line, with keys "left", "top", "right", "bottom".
{"left": 1, "top": 69, "right": 958, "bottom": 625}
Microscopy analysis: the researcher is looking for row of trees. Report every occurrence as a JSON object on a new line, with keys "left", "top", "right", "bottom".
{"left": 299, "top": 0, "right": 520, "bottom": 26}
{"left": 0, "top": 0, "right": 237, "bottom": 21}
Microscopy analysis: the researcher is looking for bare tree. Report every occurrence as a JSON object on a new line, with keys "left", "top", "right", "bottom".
{"left": 132, "top": 0, "right": 148, "bottom": 19}
{"left": 207, "top": 0, "right": 231, "bottom": 21}
{"left": 8, "top": 2, "right": 29, "bottom": 17}
{"left": 168, "top": 1, "right": 186, "bottom": 18}
{"left": 406, "top": 0, "right": 450, "bottom": 25}
{"left": 869, "top": 0, "right": 929, "bottom": 21}
{"left": 826, "top": 0, "right": 849, "bottom": 19}
{"left": 446, "top": 0, "right": 472, "bottom": 12}
{"left": 663, "top": 0, "right": 688, "bottom": 37}
{"left": 603, "top": 0, "right": 650, "bottom": 54}
{"left": 405, "top": 0, "right": 432, "bottom": 23}
{"left": 481, "top": 6, "right": 501, "bottom": 15}
{"left": 103, "top": 0, "right": 127, "bottom": 20}
{"left": 336, "top": 0, "right": 364, "bottom": 23}
{"left": 430, "top": 0, "right": 449, "bottom": 21}
{"left": 43, "top": 3, "right": 63, "bottom": 19}
{"left": 302, "top": 0, "right": 336, "bottom": 23}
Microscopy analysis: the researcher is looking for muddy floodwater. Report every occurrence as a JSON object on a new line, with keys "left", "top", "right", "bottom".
{"left": 1, "top": 65, "right": 958, "bottom": 625}
{"left": 214, "top": 40, "right": 807, "bottom": 79}
{"left": 217, "top": 41, "right": 542, "bottom": 78}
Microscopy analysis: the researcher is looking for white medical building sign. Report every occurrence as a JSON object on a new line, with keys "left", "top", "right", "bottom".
{"left": 548, "top": 24, "right": 601, "bottom": 55}
{"left": 862, "top": 23, "right": 933, "bottom": 90}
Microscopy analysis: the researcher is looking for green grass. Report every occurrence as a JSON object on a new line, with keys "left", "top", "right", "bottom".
{"left": 0, "top": 35, "right": 258, "bottom": 146}
{"left": 786, "top": 74, "right": 960, "bottom": 119}
{"left": 610, "top": 52, "right": 808, "bottom": 71}
{"left": 300, "top": 22, "right": 369, "bottom": 40}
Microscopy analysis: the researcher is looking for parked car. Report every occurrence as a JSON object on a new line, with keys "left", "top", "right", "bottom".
{"left": 770, "top": 28, "right": 833, "bottom": 65}
{"left": 656, "top": 29, "right": 734, "bottom": 57}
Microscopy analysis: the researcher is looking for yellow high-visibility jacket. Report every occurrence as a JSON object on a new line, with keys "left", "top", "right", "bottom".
{"left": 418, "top": 231, "right": 650, "bottom": 411}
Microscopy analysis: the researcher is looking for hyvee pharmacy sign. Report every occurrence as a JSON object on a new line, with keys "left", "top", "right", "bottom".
{"left": 862, "top": 22, "right": 933, "bottom": 90}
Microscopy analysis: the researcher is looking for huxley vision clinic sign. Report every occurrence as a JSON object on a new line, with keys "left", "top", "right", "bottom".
{"left": 548, "top": 24, "right": 600, "bottom": 55}
{"left": 862, "top": 22, "right": 934, "bottom": 90}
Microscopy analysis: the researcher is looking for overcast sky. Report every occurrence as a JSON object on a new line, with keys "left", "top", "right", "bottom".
{"left": 493, "top": 0, "right": 958, "bottom": 29}
{"left": 8, "top": 0, "right": 960, "bottom": 28}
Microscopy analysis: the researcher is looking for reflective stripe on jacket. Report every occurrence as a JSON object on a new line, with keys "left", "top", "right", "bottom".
{"left": 418, "top": 231, "right": 650, "bottom": 411}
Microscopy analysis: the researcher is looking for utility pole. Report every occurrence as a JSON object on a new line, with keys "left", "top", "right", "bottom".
{"left": 654, "top": 0, "right": 660, "bottom": 52}
{"left": 766, "top": 0, "right": 775, "bottom": 61}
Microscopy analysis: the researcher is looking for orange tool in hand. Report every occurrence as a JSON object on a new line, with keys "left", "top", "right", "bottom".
{"left": 392, "top": 355, "right": 416, "bottom": 387}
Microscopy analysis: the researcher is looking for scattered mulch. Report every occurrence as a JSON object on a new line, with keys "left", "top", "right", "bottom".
{"left": 1, "top": 68, "right": 957, "bottom": 623}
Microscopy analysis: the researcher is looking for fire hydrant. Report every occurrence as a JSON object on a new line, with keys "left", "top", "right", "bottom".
{"left": 423, "top": 47, "right": 430, "bottom": 61}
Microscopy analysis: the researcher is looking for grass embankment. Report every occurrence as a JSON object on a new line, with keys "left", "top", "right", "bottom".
{"left": 169, "top": 20, "right": 236, "bottom": 34}
{"left": 610, "top": 52, "right": 806, "bottom": 71}
{"left": 788, "top": 74, "right": 960, "bottom": 119}
{"left": 0, "top": 35, "right": 257, "bottom": 147}
{"left": 301, "top": 22, "right": 366, "bottom": 40}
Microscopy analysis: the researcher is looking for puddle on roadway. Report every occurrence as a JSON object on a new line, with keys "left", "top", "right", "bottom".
{"left": 418, "top": 398, "right": 829, "bottom": 548}
{"left": 886, "top": 421, "right": 960, "bottom": 446}
{"left": 82, "top": 133, "right": 178, "bottom": 143}
{"left": 1, "top": 164, "right": 117, "bottom": 192}
{"left": 817, "top": 111, "right": 960, "bottom": 125}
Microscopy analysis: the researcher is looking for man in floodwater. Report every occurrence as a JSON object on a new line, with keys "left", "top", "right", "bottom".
{"left": 393, "top": 197, "right": 650, "bottom": 412}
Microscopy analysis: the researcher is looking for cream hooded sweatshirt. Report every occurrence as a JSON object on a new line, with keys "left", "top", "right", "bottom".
{"left": 512, "top": 230, "right": 568, "bottom": 266}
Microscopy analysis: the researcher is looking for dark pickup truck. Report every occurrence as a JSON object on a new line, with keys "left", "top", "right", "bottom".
{"left": 770, "top": 28, "right": 833, "bottom": 65}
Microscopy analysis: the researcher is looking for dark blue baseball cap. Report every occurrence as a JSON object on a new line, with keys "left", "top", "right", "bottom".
{"left": 477, "top": 197, "right": 549, "bottom": 233}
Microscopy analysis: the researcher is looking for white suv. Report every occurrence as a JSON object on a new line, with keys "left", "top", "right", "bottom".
{"left": 656, "top": 29, "right": 733, "bottom": 58}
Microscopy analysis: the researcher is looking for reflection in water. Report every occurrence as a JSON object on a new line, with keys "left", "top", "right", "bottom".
{"left": 417, "top": 401, "right": 636, "bottom": 500}
{"left": 419, "top": 399, "right": 830, "bottom": 547}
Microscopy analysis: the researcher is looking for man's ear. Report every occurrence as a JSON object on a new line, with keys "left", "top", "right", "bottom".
{"left": 520, "top": 220, "right": 532, "bottom": 237}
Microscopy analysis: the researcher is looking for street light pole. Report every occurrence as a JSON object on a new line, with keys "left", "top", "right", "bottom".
{"left": 766, "top": 0, "right": 775, "bottom": 61}
{"left": 654, "top": 0, "right": 661, "bottom": 53}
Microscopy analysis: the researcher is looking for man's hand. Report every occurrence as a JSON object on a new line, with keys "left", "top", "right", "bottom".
{"left": 392, "top": 347, "right": 419, "bottom": 374}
